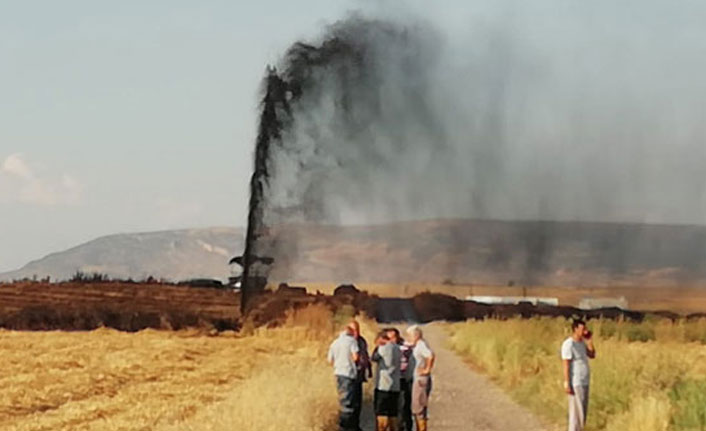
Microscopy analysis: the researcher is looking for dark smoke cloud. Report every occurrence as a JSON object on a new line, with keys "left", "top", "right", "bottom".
{"left": 241, "top": 3, "right": 706, "bottom": 295}
{"left": 265, "top": 7, "right": 706, "bottom": 226}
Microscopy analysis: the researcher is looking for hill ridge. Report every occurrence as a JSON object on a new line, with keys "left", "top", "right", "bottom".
{"left": 4, "top": 219, "right": 706, "bottom": 286}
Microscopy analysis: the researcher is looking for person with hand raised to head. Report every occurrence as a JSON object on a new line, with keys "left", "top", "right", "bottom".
{"left": 372, "top": 330, "right": 402, "bottom": 431}
{"left": 561, "top": 319, "right": 596, "bottom": 431}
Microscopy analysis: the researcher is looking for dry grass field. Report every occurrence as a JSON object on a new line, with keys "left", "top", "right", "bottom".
{"left": 447, "top": 317, "right": 706, "bottom": 431}
{"left": 301, "top": 282, "right": 706, "bottom": 314}
{"left": 0, "top": 304, "right": 375, "bottom": 431}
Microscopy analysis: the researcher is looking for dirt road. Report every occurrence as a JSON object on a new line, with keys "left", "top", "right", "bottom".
{"left": 363, "top": 323, "right": 549, "bottom": 431}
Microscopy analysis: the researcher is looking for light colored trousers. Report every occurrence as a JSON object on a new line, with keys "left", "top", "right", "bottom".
{"left": 568, "top": 385, "right": 589, "bottom": 431}
{"left": 411, "top": 375, "right": 432, "bottom": 418}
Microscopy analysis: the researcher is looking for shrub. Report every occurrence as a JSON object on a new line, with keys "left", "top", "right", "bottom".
{"left": 69, "top": 271, "right": 111, "bottom": 283}
{"left": 599, "top": 319, "right": 618, "bottom": 338}
{"left": 684, "top": 318, "right": 706, "bottom": 344}
{"left": 625, "top": 325, "right": 656, "bottom": 342}
{"left": 670, "top": 379, "right": 706, "bottom": 430}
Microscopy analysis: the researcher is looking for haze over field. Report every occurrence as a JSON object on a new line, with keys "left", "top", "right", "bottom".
{"left": 242, "top": 2, "right": 706, "bottom": 291}
{"left": 5, "top": 220, "right": 706, "bottom": 287}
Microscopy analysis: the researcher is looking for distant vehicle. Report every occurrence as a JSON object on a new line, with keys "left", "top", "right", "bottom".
{"left": 227, "top": 276, "right": 241, "bottom": 290}
{"left": 227, "top": 254, "right": 273, "bottom": 293}
{"left": 227, "top": 256, "right": 243, "bottom": 291}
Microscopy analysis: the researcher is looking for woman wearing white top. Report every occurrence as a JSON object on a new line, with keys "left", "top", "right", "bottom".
{"left": 406, "top": 325, "right": 435, "bottom": 431}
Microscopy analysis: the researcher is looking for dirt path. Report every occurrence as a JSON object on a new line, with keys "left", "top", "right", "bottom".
{"left": 362, "top": 323, "right": 550, "bottom": 431}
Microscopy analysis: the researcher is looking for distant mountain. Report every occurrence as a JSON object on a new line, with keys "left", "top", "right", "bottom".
{"left": 1, "top": 227, "right": 244, "bottom": 282}
{"left": 264, "top": 219, "right": 706, "bottom": 287}
{"left": 4, "top": 219, "right": 706, "bottom": 286}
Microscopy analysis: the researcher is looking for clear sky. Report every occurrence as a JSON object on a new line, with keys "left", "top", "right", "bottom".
{"left": 0, "top": 0, "right": 362, "bottom": 271}
{"left": 3, "top": 1, "right": 705, "bottom": 272}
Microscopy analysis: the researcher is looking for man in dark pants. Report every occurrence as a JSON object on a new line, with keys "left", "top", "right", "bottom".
{"left": 349, "top": 320, "right": 372, "bottom": 431}
{"left": 328, "top": 323, "right": 361, "bottom": 431}
{"left": 387, "top": 327, "right": 414, "bottom": 431}
{"left": 372, "top": 330, "right": 401, "bottom": 431}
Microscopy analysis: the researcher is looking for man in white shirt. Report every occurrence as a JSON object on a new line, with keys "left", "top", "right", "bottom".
{"left": 407, "top": 325, "right": 435, "bottom": 431}
{"left": 561, "top": 319, "right": 596, "bottom": 431}
{"left": 328, "top": 323, "right": 361, "bottom": 431}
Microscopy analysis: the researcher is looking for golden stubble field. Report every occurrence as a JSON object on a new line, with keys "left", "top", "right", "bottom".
{"left": 0, "top": 305, "right": 375, "bottom": 431}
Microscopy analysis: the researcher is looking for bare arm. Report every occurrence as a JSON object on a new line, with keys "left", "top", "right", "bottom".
{"left": 585, "top": 339, "right": 596, "bottom": 359}
{"left": 562, "top": 359, "right": 573, "bottom": 394}
{"left": 426, "top": 354, "right": 436, "bottom": 374}
{"left": 327, "top": 347, "right": 334, "bottom": 366}
{"left": 420, "top": 353, "right": 435, "bottom": 376}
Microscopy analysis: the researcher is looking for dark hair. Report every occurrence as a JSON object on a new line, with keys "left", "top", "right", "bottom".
{"left": 377, "top": 330, "right": 390, "bottom": 340}
{"left": 385, "top": 327, "right": 403, "bottom": 343}
{"left": 385, "top": 327, "right": 400, "bottom": 337}
{"left": 572, "top": 319, "right": 586, "bottom": 330}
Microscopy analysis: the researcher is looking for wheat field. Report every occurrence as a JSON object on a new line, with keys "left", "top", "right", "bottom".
{"left": 447, "top": 317, "right": 706, "bottom": 431}
{"left": 0, "top": 304, "right": 375, "bottom": 431}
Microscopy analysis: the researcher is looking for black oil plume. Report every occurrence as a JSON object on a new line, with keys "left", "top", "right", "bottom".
{"left": 239, "top": 6, "right": 706, "bottom": 305}
{"left": 240, "top": 17, "right": 443, "bottom": 308}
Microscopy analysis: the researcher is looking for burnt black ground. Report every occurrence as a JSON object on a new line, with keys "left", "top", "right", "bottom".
{"left": 375, "top": 298, "right": 420, "bottom": 323}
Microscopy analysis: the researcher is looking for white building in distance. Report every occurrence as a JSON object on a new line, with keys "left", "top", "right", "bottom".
{"left": 466, "top": 296, "right": 559, "bottom": 306}
{"left": 578, "top": 296, "right": 629, "bottom": 310}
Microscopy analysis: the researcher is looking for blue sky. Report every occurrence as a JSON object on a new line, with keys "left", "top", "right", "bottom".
{"left": 0, "top": 0, "right": 358, "bottom": 271}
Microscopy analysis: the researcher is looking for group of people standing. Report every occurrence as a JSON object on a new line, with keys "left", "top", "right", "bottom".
{"left": 328, "top": 320, "right": 435, "bottom": 431}
{"left": 328, "top": 318, "right": 596, "bottom": 431}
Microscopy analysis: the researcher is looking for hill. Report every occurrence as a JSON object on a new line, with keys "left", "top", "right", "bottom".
{"left": 4, "top": 219, "right": 706, "bottom": 287}
{"left": 265, "top": 219, "right": 706, "bottom": 287}
{"left": 0, "top": 227, "right": 243, "bottom": 282}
